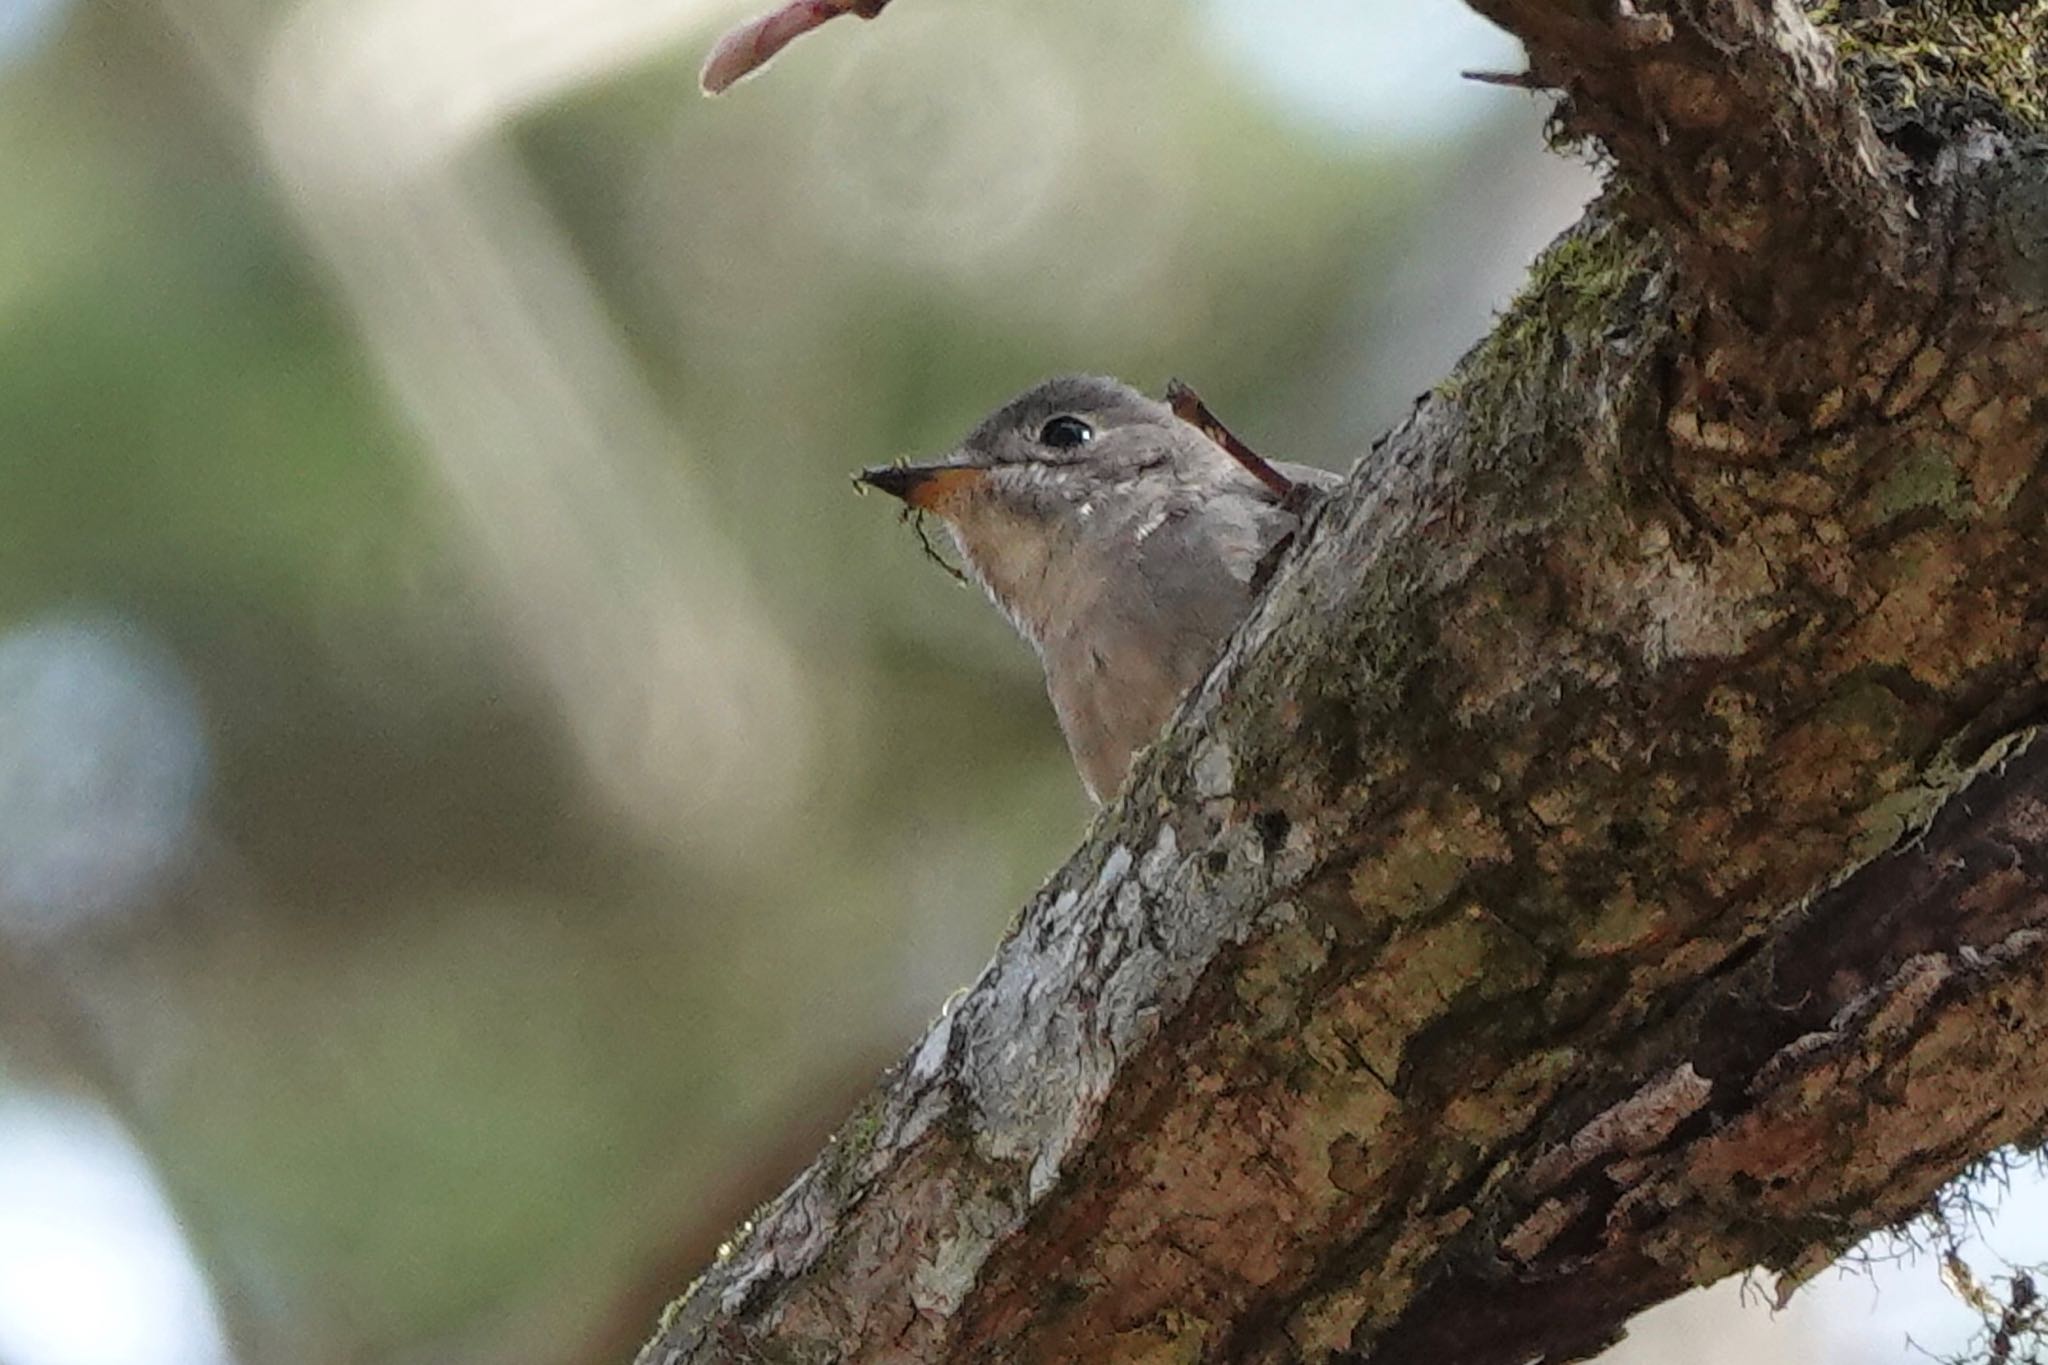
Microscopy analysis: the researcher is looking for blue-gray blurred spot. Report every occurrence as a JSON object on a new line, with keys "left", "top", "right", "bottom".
{"left": 0, "top": 615, "right": 209, "bottom": 942}
{"left": 0, "top": 0, "right": 72, "bottom": 73}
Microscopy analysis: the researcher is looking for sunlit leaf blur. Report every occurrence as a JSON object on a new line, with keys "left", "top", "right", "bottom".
{"left": 10, "top": 2, "right": 2036, "bottom": 1363}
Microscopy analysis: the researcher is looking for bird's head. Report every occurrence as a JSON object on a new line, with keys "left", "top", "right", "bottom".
{"left": 857, "top": 376, "right": 1254, "bottom": 636}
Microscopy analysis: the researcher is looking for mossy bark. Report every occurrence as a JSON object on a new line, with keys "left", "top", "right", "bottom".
{"left": 639, "top": 4, "right": 2048, "bottom": 1362}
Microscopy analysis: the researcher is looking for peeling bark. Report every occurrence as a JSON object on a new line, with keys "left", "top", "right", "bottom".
{"left": 640, "top": 3, "right": 2048, "bottom": 1362}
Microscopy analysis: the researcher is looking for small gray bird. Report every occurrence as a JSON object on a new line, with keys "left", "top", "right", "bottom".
{"left": 858, "top": 376, "right": 1337, "bottom": 803}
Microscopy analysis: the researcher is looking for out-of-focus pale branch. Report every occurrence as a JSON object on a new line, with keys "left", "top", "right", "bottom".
{"left": 156, "top": 0, "right": 822, "bottom": 858}
{"left": 699, "top": 0, "right": 890, "bottom": 93}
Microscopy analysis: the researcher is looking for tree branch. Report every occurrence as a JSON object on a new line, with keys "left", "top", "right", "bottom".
{"left": 1468, "top": 0, "right": 1912, "bottom": 300}
{"left": 642, "top": 4, "right": 2048, "bottom": 1362}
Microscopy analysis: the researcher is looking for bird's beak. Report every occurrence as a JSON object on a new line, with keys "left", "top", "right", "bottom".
{"left": 854, "top": 462, "right": 987, "bottom": 516}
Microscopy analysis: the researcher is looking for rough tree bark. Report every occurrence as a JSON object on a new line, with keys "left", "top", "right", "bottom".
{"left": 641, "top": 3, "right": 2048, "bottom": 1362}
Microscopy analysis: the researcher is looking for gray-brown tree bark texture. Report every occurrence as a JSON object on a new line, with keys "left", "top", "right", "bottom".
{"left": 639, "top": 3, "right": 2048, "bottom": 1363}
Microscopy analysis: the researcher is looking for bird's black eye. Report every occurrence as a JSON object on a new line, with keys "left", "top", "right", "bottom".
{"left": 1037, "top": 415, "right": 1094, "bottom": 451}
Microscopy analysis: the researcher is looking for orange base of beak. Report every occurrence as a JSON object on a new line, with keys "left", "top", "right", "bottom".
{"left": 858, "top": 464, "right": 988, "bottom": 517}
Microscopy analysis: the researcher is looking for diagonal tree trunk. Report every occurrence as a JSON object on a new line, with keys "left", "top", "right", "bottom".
{"left": 640, "top": 3, "right": 2048, "bottom": 1361}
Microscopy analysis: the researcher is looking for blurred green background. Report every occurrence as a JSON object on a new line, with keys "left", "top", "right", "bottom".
{"left": 15, "top": 2, "right": 2021, "bottom": 1363}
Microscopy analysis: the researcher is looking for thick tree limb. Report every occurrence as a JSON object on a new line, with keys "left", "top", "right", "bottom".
{"left": 642, "top": 4, "right": 2048, "bottom": 1362}
{"left": 1467, "top": 0, "right": 1912, "bottom": 298}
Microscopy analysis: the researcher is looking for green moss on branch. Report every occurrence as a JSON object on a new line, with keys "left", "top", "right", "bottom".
{"left": 1810, "top": 0, "right": 2048, "bottom": 131}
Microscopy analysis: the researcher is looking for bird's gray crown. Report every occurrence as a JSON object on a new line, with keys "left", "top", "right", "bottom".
{"left": 961, "top": 375, "right": 1170, "bottom": 462}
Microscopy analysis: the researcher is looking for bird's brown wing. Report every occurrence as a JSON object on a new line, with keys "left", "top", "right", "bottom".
{"left": 1244, "top": 462, "right": 1340, "bottom": 591}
